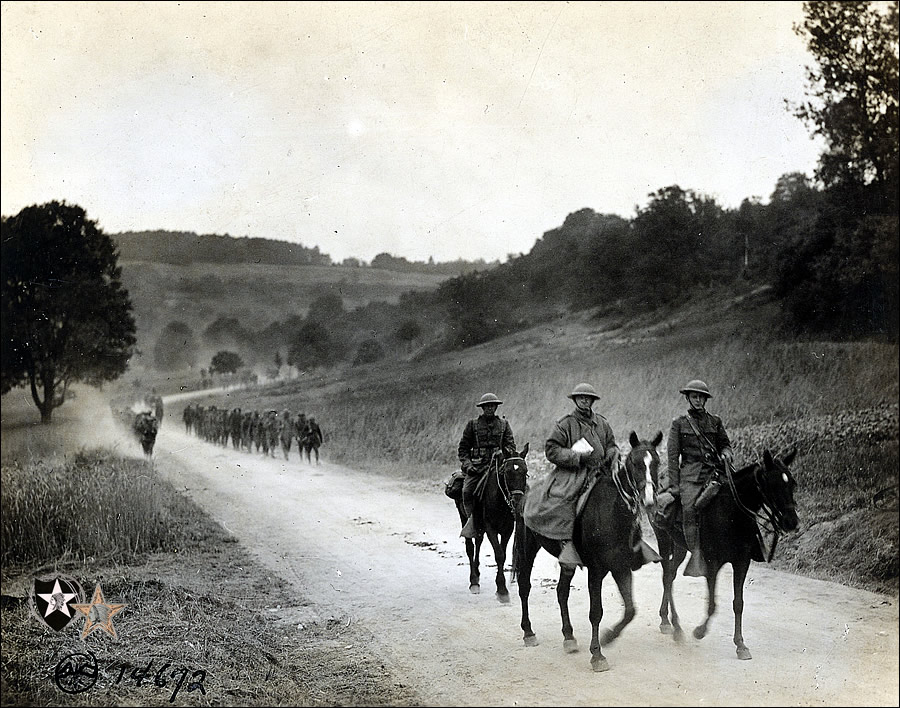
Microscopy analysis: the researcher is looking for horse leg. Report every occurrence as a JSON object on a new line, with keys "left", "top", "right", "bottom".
{"left": 557, "top": 564, "right": 578, "bottom": 653}
{"left": 601, "top": 568, "right": 636, "bottom": 648}
{"left": 518, "top": 532, "right": 540, "bottom": 647}
{"left": 469, "top": 535, "right": 483, "bottom": 594}
{"left": 732, "top": 559, "right": 752, "bottom": 660}
{"left": 663, "top": 545, "right": 687, "bottom": 642}
{"left": 486, "top": 528, "right": 510, "bottom": 603}
{"left": 693, "top": 562, "right": 720, "bottom": 640}
{"left": 587, "top": 568, "right": 609, "bottom": 672}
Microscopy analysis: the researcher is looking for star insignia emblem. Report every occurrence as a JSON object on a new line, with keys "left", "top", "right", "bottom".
{"left": 31, "top": 576, "right": 84, "bottom": 631}
{"left": 72, "top": 584, "right": 127, "bottom": 640}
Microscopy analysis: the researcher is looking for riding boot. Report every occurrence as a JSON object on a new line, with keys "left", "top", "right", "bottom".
{"left": 460, "top": 516, "right": 477, "bottom": 539}
{"left": 682, "top": 501, "right": 706, "bottom": 576}
{"left": 632, "top": 540, "right": 663, "bottom": 570}
{"left": 460, "top": 499, "right": 478, "bottom": 539}
{"left": 558, "top": 539, "right": 583, "bottom": 569}
{"left": 684, "top": 547, "right": 707, "bottom": 577}
{"left": 630, "top": 523, "right": 662, "bottom": 569}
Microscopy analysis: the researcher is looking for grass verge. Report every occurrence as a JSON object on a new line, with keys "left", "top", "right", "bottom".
{"left": 0, "top": 449, "right": 419, "bottom": 707}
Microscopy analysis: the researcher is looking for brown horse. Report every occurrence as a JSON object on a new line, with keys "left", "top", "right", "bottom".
{"left": 651, "top": 446, "right": 799, "bottom": 660}
{"left": 454, "top": 444, "right": 529, "bottom": 602}
{"left": 513, "top": 433, "right": 659, "bottom": 672}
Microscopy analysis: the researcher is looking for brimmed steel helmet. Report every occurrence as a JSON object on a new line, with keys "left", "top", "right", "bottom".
{"left": 568, "top": 383, "right": 600, "bottom": 400}
{"left": 679, "top": 379, "right": 712, "bottom": 398}
{"left": 476, "top": 393, "right": 503, "bottom": 407}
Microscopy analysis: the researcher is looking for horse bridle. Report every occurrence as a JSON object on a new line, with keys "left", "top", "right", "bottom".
{"left": 616, "top": 448, "right": 655, "bottom": 515}
{"left": 492, "top": 451, "right": 527, "bottom": 514}
{"left": 723, "top": 459, "right": 794, "bottom": 561}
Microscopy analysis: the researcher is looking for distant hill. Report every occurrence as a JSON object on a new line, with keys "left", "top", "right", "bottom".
{"left": 113, "top": 230, "right": 332, "bottom": 266}
{"left": 111, "top": 230, "right": 499, "bottom": 276}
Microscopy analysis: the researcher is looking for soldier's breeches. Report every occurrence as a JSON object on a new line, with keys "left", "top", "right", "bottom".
{"left": 681, "top": 480, "right": 705, "bottom": 549}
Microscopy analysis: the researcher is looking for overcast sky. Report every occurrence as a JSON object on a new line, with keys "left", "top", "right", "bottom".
{"left": 1, "top": 1, "right": 824, "bottom": 264}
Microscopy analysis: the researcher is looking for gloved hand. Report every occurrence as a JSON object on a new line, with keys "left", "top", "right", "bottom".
{"left": 656, "top": 491, "right": 676, "bottom": 509}
{"left": 720, "top": 449, "right": 734, "bottom": 466}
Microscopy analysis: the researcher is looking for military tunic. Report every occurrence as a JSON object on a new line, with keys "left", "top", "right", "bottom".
{"left": 524, "top": 408, "right": 616, "bottom": 540}
{"left": 664, "top": 408, "right": 733, "bottom": 548}
{"left": 457, "top": 414, "right": 517, "bottom": 507}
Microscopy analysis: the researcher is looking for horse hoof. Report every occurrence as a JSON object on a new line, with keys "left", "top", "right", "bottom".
{"left": 673, "top": 627, "right": 684, "bottom": 643}
{"left": 563, "top": 638, "right": 578, "bottom": 653}
{"left": 600, "top": 630, "right": 617, "bottom": 647}
{"left": 659, "top": 622, "right": 673, "bottom": 635}
{"left": 496, "top": 592, "right": 510, "bottom": 604}
{"left": 737, "top": 647, "right": 752, "bottom": 661}
{"left": 693, "top": 626, "right": 706, "bottom": 640}
{"left": 591, "top": 656, "right": 610, "bottom": 673}
{"left": 524, "top": 635, "right": 539, "bottom": 647}
{"left": 469, "top": 584, "right": 481, "bottom": 595}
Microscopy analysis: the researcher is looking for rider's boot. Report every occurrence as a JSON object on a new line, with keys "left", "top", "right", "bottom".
{"left": 558, "top": 539, "right": 583, "bottom": 569}
{"left": 684, "top": 547, "right": 707, "bottom": 577}
{"left": 460, "top": 498, "right": 478, "bottom": 539}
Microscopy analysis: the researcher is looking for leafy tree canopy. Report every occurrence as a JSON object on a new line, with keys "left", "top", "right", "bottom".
{"left": 209, "top": 350, "right": 245, "bottom": 375}
{"left": 1, "top": 201, "right": 137, "bottom": 422}
{"left": 792, "top": 1, "right": 899, "bottom": 207}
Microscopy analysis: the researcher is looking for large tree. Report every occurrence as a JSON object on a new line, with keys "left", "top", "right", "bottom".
{"left": 777, "top": 2, "right": 900, "bottom": 338}
{"left": 791, "top": 1, "right": 899, "bottom": 208}
{"left": 1, "top": 201, "right": 137, "bottom": 422}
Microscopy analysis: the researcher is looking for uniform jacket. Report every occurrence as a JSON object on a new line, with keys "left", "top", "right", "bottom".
{"left": 458, "top": 414, "right": 516, "bottom": 473}
{"left": 524, "top": 408, "right": 616, "bottom": 540}
{"left": 663, "top": 408, "right": 733, "bottom": 494}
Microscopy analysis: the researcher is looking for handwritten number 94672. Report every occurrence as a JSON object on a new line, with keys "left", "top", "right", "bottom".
{"left": 106, "top": 659, "right": 207, "bottom": 703}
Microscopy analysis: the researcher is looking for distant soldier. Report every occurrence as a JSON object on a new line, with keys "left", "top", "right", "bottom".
{"left": 148, "top": 389, "right": 164, "bottom": 424}
{"left": 134, "top": 411, "right": 159, "bottom": 457}
{"left": 230, "top": 407, "right": 243, "bottom": 450}
{"left": 265, "top": 410, "right": 280, "bottom": 457}
{"left": 304, "top": 416, "right": 324, "bottom": 465}
{"left": 279, "top": 409, "right": 294, "bottom": 460}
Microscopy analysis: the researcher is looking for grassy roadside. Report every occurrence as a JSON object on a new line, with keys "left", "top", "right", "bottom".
{"left": 0, "top": 448, "right": 419, "bottom": 707}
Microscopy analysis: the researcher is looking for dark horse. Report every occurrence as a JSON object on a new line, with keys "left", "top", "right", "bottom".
{"left": 454, "top": 443, "right": 530, "bottom": 602}
{"left": 513, "top": 433, "right": 660, "bottom": 672}
{"left": 651, "top": 446, "right": 799, "bottom": 660}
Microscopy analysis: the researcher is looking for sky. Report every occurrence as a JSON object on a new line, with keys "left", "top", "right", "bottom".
{"left": 1, "top": 1, "right": 825, "bottom": 264}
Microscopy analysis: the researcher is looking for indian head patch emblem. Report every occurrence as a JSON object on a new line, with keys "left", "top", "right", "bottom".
{"left": 30, "top": 574, "right": 85, "bottom": 632}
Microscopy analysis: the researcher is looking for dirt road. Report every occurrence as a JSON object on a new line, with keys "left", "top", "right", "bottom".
{"left": 154, "top": 421, "right": 898, "bottom": 707}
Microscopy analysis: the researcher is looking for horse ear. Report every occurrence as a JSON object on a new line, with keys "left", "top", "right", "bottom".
{"left": 629, "top": 431, "right": 640, "bottom": 448}
{"left": 520, "top": 442, "right": 530, "bottom": 457}
{"left": 763, "top": 449, "right": 775, "bottom": 468}
{"left": 781, "top": 447, "right": 797, "bottom": 466}
{"left": 652, "top": 430, "right": 663, "bottom": 448}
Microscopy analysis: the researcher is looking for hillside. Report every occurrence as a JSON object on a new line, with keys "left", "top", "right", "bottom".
{"left": 119, "top": 260, "right": 452, "bottom": 372}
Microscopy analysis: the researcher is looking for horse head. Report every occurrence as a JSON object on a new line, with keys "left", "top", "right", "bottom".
{"left": 501, "top": 442, "right": 529, "bottom": 517}
{"left": 625, "top": 430, "right": 664, "bottom": 509}
{"left": 756, "top": 447, "right": 799, "bottom": 532}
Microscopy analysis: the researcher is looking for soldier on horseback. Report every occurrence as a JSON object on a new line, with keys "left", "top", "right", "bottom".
{"left": 659, "top": 379, "right": 735, "bottom": 577}
{"left": 457, "top": 393, "right": 518, "bottom": 539}
{"left": 524, "top": 383, "right": 619, "bottom": 570}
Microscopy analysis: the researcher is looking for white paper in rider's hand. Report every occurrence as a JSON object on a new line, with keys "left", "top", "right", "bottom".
{"left": 571, "top": 437, "right": 594, "bottom": 454}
